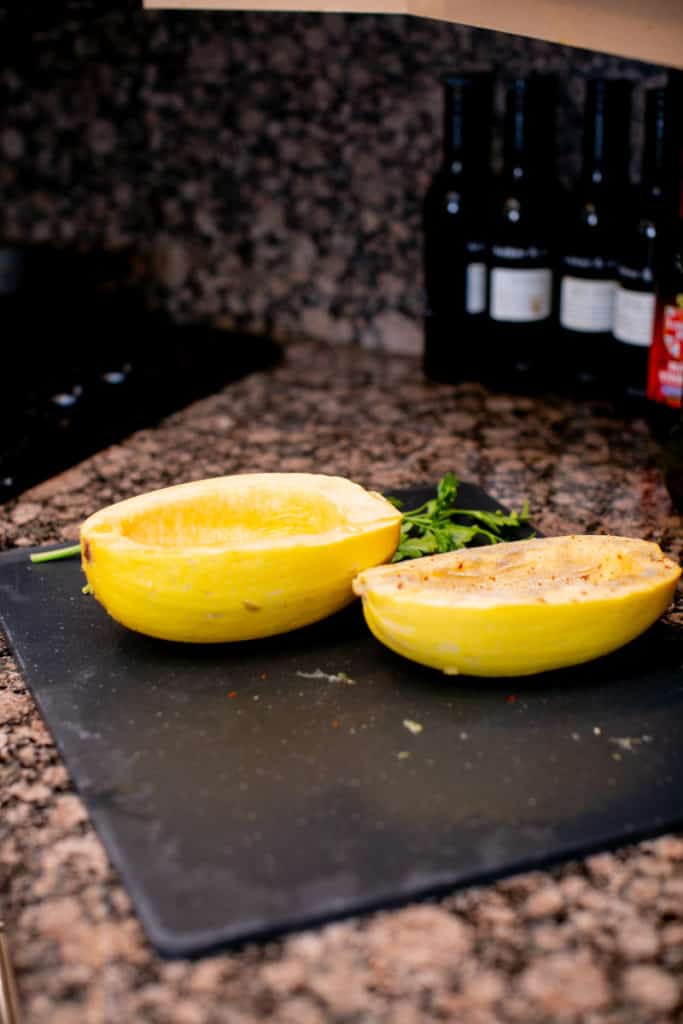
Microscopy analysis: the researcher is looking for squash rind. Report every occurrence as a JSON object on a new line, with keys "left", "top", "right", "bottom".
{"left": 352, "top": 535, "right": 681, "bottom": 677}
{"left": 81, "top": 473, "right": 401, "bottom": 643}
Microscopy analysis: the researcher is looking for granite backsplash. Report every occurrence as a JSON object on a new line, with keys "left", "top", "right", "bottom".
{"left": 0, "top": 0, "right": 669, "bottom": 355}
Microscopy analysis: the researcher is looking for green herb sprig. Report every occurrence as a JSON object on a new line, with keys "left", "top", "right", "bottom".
{"left": 389, "top": 472, "right": 530, "bottom": 563}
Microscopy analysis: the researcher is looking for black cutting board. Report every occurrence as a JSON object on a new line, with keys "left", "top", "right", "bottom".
{"left": 1, "top": 483, "right": 682, "bottom": 957}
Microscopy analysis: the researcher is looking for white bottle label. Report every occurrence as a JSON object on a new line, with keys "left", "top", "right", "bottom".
{"left": 559, "top": 275, "right": 615, "bottom": 333}
{"left": 613, "top": 286, "right": 656, "bottom": 347}
{"left": 489, "top": 268, "right": 552, "bottom": 323}
{"left": 465, "top": 262, "right": 486, "bottom": 315}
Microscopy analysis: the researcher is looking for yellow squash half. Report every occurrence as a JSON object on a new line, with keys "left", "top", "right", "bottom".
{"left": 352, "top": 535, "right": 681, "bottom": 677}
{"left": 81, "top": 473, "right": 401, "bottom": 643}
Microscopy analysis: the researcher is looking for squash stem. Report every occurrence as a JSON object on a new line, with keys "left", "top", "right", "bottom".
{"left": 30, "top": 544, "right": 82, "bottom": 564}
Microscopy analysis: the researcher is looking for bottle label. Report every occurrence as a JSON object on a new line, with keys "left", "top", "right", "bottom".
{"left": 465, "top": 262, "right": 486, "bottom": 315}
{"left": 489, "top": 268, "right": 552, "bottom": 323}
{"left": 562, "top": 254, "right": 612, "bottom": 274}
{"left": 618, "top": 263, "right": 654, "bottom": 287}
{"left": 466, "top": 240, "right": 486, "bottom": 257}
{"left": 647, "top": 303, "right": 683, "bottom": 408}
{"left": 491, "top": 244, "right": 549, "bottom": 262}
{"left": 613, "top": 286, "right": 656, "bottom": 347}
{"left": 559, "top": 276, "right": 615, "bottom": 333}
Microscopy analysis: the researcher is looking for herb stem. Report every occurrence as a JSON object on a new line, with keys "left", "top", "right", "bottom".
{"left": 30, "top": 544, "right": 81, "bottom": 564}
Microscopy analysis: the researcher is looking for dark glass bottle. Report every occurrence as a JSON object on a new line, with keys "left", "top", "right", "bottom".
{"left": 423, "top": 72, "right": 494, "bottom": 383}
{"left": 650, "top": 71, "right": 683, "bottom": 495}
{"left": 647, "top": 224, "right": 683, "bottom": 413}
{"left": 485, "top": 77, "right": 555, "bottom": 391}
{"left": 658, "top": 212, "right": 683, "bottom": 501}
{"left": 646, "top": 73, "right": 683, "bottom": 436}
{"left": 611, "top": 85, "right": 674, "bottom": 403}
{"left": 555, "top": 78, "right": 633, "bottom": 392}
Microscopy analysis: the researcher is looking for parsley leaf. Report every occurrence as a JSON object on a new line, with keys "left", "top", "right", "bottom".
{"left": 390, "top": 474, "right": 531, "bottom": 563}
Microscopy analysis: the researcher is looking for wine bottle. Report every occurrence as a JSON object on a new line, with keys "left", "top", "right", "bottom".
{"left": 611, "top": 84, "right": 677, "bottom": 403}
{"left": 647, "top": 210, "right": 683, "bottom": 420}
{"left": 647, "top": 72, "right": 683, "bottom": 454}
{"left": 655, "top": 208, "right": 683, "bottom": 476}
{"left": 423, "top": 72, "right": 494, "bottom": 383}
{"left": 555, "top": 78, "right": 633, "bottom": 392}
{"left": 485, "top": 77, "right": 555, "bottom": 391}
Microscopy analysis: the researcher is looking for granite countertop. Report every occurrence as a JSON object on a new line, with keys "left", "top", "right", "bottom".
{"left": 1, "top": 339, "right": 682, "bottom": 1023}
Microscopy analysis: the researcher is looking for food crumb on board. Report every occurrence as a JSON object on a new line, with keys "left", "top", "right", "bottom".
{"left": 397, "top": 751, "right": 411, "bottom": 760}
{"left": 609, "top": 735, "right": 653, "bottom": 752}
{"left": 593, "top": 726, "right": 602, "bottom": 735}
{"left": 403, "top": 719, "right": 423, "bottom": 735}
{"left": 339, "top": 672, "right": 356, "bottom": 685}
{"left": 296, "top": 668, "right": 356, "bottom": 685}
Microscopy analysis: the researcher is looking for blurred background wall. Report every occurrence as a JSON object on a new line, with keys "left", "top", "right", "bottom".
{"left": 0, "top": 0, "right": 667, "bottom": 355}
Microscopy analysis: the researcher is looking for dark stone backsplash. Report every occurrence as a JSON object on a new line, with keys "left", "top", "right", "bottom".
{"left": 0, "top": 1, "right": 668, "bottom": 355}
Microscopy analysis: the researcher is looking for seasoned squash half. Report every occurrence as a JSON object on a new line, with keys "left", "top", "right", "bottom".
{"left": 81, "top": 473, "right": 401, "bottom": 642}
{"left": 352, "top": 535, "right": 681, "bottom": 677}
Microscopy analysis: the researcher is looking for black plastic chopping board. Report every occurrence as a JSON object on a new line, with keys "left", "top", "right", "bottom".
{"left": 1, "top": 483, "right": 683, "bottom": 957}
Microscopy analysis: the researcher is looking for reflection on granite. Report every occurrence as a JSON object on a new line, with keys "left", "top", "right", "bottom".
{"left": 0, "top": 3, "right": 667, "bottom": 354}
{"left": 1, "top": 340, "right": 682, "bottom": 1022}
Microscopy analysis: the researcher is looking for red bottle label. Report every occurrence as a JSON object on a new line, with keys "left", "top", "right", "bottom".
{"left": 647, "top": 302, "right": 683, "bottom": 407}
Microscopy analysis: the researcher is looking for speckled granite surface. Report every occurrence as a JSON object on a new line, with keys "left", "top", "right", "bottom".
{"left": 0, "top": 3, "right": 667, "bottom": 354}
{"left": 1, "top": 340, "right": 682, "bottom": 1023}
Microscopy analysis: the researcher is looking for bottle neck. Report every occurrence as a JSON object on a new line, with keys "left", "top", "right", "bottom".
{"left": 501, "top": 162, "right": 533, "bottom": 192}
{"left": 581, "top": 79, "right": 632, "bottom": 192}
{"left": 641, "top": 87, "right": 667, "bottom": 201}
{"left": 442, "top": 143, "right": 469, "bottom": 179}
{"left": 441, "top": 74, "right": 492, "bottom": 179}
{"left": 501, "top": 79, "right": 549, "bottom": 190}
{"left": 642, "top": 77, "right": 683, "bottom": 225}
